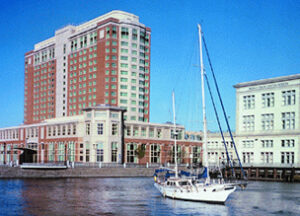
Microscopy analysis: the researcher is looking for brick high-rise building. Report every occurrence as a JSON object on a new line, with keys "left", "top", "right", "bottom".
{"left": 24, "top": 10, "right": 151, "bottom": 124}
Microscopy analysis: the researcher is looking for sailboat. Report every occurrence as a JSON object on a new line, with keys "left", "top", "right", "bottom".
{"left": 154, "top": 24, "right": 239, "bottom": 204}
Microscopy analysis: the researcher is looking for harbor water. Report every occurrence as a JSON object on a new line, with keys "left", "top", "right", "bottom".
{"left": 0, "top": 178, "right": 299, "bottom": 216}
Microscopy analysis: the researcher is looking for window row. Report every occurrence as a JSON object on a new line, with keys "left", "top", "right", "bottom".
{"left": 243, "top": 90, "right": 296, "bottom": 109}
{"left": 242, "top": 151, "right": 296, "bottom": 164}
{"left": 47, "top": 124, "right": 77, "bottom": 137}
{"left": 71, "top": 32, "right": 97, "bottom": 51}
{"left": 34, "top": 47, "right": 55, "bottom": 64}
{"left": 85, "top": 123, "right": 118, "bottom": 136}
{"left": 241, "top": 139, "right": 296, "bottom": 149}
{"left": 242, "top": 112, "right": 296, "bottom": 131}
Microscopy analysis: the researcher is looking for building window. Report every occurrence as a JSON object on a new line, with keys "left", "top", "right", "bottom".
{"left": 48, "top": 127, "right": 51, "bottom": 137}
{"left": 67, "top": 125, "right": 71, "bottom": 135}
{"left": 126, "top": 143, "right": 137, "bottom": 163}
{"left": 262, "top": 92, "right": 274, "bottom": 108}
{"left": 242, "top": 115, "right": 255, "bottom": 131}
{"left": 52, "top": 127, "right": 56, "bottom": 136}
{"left": 141, "top": 127, "right": 146, "bottom": 137}
{"left": 120, "top": 99, "right": 127, "bottom": 104}
{"left": 157, "top": 129, "right": 162, "bottom": 138}
{"left": 261, "top": 113, "right": 274, "bottom": 131}
{"left": 126, "top": 126, "right": 131, "bottom": 136}
{"left": 68, "top": 142, "right": 75, "bottom": 162}
{"left": 208, "top": 152, "right": 219, "bottom": 163}
{"left": 97, "top": 149, "right": 104, "bottom": 162}
{"left": 171, "top": 129, "right": 182, "bottom": 140}
{"left": 121, "top": 27, "right": 129, "bottom": 39}
{"left": 86, "top": 123, "right": 90, "bottom": 135}
{"left": 62, "top": 125, "right": 66, "bottom": 136}
{"left": 261, "top": 152, "right": 273, "bottom": 164}
{"left": 150, "top": 144, "right": 160, "bottom": 163}
{"left": 86, "top": 148, "right": 90, "bottom": 162}
{"left": 281, "top": 139, "right": 295, "bottom": 147}
{"left": 242, "top": 140, "right": 254, "bottom": 148}
{"left": 97, "top": 123, "right": 103, "bottom": 135}
{"left": 282, "top": 112, "right": 295, "bottom": 130}
{"left": 132, "top": 29, "right": 137, "bottom": 40}
{"left": 172, "top": 146, "right": 182, "bottom": 164}
{"left": 281, "top": 152, "right": 294, "bottom": 164}
{"left": 73, "top": 124, "right": 76, "bottom": 135}
{"left": 282, "top": 90, "right": 295, "bottom": 106}
{"left": 96, "top": 143, "right": 104, "bottom": 162}
{"left": 243, "top": 95, "right": 255, "bottom": 109}
{"left": 57, "top": 126, "right": 61, "bottom": 136}
{"left": 112, "top": 123, "right": 118, "bottom": 135}
{"left": 48, "top": 143, "right": 55, "bottom": 161}
{"left": 58, "top": 142, "right": 65, "bottom": 162}
{"left": 242, "top": 152, "right": 254, "bottom": 164}
{"left": 133, "top": 127, "right": 139, "bottom": 136}
{"left": 111, "top": 142, "right": 118, "bottom": 162}
{"left": 261, "top": 140, "right": 273, "bottom": 148}
{"left": 192, "top": 146, "right": 201, "bottom": 164}
{"left": 149, "top": 128, "right": 154, "bottom": 138}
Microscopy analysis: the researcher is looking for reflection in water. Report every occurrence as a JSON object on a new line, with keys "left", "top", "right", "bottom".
{"left": 0, "top": 180, "right": 26, "bottom": 215}
{"left": 0, "top": 178, "right": 299, "bottom": 216}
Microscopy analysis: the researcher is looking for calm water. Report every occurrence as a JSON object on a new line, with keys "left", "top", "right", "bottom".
{"left": 0, "top": 178, "right": 299, "bottom": 216}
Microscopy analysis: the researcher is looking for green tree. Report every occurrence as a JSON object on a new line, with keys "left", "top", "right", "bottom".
{"left": 135, "top": 144, "right": 146, "bottom": 159}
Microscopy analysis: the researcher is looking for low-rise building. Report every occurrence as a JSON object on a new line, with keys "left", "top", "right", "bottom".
{"left": 0, "top": 105, "right": 201, "bottom": 166}
{"left": 234, "top": 74, "right": 300, "bottom": 167}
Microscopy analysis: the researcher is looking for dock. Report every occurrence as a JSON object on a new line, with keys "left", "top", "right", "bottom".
{"left": 20, "top": 163, "right": 67, "bottom": 169}
{"left": 223, "top": 165, "right": 300, "bottom": 182}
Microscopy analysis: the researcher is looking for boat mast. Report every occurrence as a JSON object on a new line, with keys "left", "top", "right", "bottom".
{"left": 198, "top": 24, "right": 209, "bottom": 180}
{"left": 172, "top": 91, "right": 178, "bottom": 178}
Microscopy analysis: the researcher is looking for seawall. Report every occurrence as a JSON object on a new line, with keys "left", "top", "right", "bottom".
{"left": 0, "top": 167, "right": 156, "bottom": 179}
{"left": 1, "top": 166, "right": 299, "bottom": 182}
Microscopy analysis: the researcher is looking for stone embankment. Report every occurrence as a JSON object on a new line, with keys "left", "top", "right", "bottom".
{"left": 0, "top": 166, "right": 156, "bottom": 179}
{"left": 1, "top": 166, "right": 299, "bottom": 182}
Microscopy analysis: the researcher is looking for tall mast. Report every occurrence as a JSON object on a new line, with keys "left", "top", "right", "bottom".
{"left": 198, "top": 24, "right": 209, "bottom": 179}
{"left": 172, "top": 91, "right": 178, "bottom": 178}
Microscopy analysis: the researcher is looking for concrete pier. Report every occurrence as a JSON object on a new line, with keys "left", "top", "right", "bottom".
{"left": 223, "top": 165, "right": 300, "bottom": 182}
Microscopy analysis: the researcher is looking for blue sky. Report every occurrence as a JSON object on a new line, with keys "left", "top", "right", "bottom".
{"left": 0, "top": 0, "right": 299, "bottom": 131}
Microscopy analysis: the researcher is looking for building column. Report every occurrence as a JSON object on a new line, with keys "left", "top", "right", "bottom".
{"left": 224, "top": 168, "right": 228, "bottom": 178}
{"left": 291, "top": 167, "right": 295, "bottom": 182}
{"left": 55, "top": 142, "right": 58, "bottom": 162}
{"left": 256, "top": 168, "right": 259, "bottom": 178}
{"left": 3, "top": 143, "right": 6, "bottom": 165}
{"left": 282, "top": 169, "right": 286, "bottom": 181}
{"left": 65, "top": 142, "right": 68, "bottom": 163}
{"left": 264, "top": 168, "right": 268, "bottom": 178}
{"left": 273, "top": 168, "right": 277, "bottom": 180}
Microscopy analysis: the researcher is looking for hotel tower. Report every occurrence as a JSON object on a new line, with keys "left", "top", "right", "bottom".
{"left": 24, "top": 10, "right": 151, "bottom": 124}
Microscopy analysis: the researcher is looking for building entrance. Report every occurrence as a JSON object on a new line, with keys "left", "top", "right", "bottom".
{"left": 15, "top": 148, "right": 37, "bottom": 164}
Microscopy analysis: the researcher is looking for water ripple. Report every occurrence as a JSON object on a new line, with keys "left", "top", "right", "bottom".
{"left": 0, "top": 178, "right": 299, "bottom": 215}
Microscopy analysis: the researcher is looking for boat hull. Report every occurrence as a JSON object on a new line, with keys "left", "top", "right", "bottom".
{"left": 154, "top": 183, "right": 235, "bottom": 204}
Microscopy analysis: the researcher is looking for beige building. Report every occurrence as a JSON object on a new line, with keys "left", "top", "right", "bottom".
{"left": 234, "top": 74, "right": 300, "bottom": 167}
{"left": 0, "top": 105, "right": 201, "bottom": 166}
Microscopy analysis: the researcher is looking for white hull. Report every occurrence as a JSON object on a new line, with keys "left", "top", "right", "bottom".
{"left": 154, "top": 182, "right": 236, "bottom": 204}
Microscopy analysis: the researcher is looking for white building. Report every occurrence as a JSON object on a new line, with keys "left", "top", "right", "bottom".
{"left": 234, "top": 74, "right": 300, "bottom": 167}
